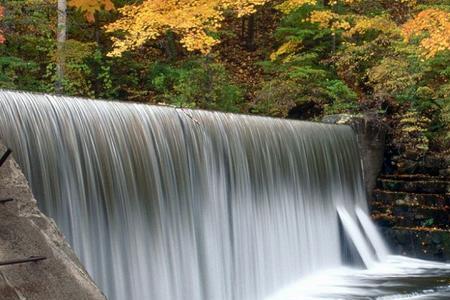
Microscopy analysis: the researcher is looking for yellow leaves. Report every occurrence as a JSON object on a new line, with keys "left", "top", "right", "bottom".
{"left": 300, "top": 8, "right": 401, "bottom": 42}
{"left": 402, "top": 9, "right": 450, "bottom": 58}
{"left": 224, "top": 0, "right": 269, "bottom": 17}
{"left": 106, "top": 0, "right": 269, "bottom": 56}
{"left": 309, "top": 10, "right": 350, "bottom": 32}
{"left": 275, "top": 0, "right": 317, "bottom": 14}
{"left": 270, "top": 40, "right": 301, "bottom": 61}
{"left": 328, "top": 0, "right": 361, "bottom": 5}
{"left": 344, "top": 15, "right": 399, "bottom": 38}
{"left": 106, "top": 0, "right": 214, "bottom": 56}
{"left": 69, "top": 0, "right": 115, "bottom": 23}
{"left": 309, "top": 10, "right": 335, "bottom": 28}
{"left": 398, "top": 0, "right": 417, "bottom": 7}
{"left": 275, "top": 0, "right": 361, "bottom": 14}
{"left": 181, "top": 30, "right": 220, "bottom": 55}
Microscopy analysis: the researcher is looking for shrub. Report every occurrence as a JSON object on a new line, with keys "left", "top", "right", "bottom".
{"left": 146, "top": 59, "right": 243, "bottom": 112}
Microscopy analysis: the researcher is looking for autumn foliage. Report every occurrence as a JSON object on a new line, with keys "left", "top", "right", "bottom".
{"left": 402, "top": 9, "right": 450, "bottom": 58}
{"left": 105, "top": 0, "right": 269, "bottom": 56}
{"left": 68, "top": 0, "right": 115, "bottom": 23}
{"left": 0, "top": 6, "right": 5, "bottom": 44}
{"left": 1, "top": 0, "right": 449, "bottom": 149}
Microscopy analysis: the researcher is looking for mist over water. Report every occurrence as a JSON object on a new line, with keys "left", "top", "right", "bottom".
{"left": 1, "top": 90, "right": 449, "bottom": 300}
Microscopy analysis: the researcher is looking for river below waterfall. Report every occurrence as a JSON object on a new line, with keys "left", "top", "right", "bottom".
{"left": 268, "top": 256, "right": 450, "bottom": 300}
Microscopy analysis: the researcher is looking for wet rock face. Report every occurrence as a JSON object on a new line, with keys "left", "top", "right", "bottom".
{"left": 0, "top": 144, "right": 106, "bottom": 300}
{"left": 322, "top": 114, "right": 386, "bottom": 199}
{"left": 392, "top": 155, "right": 449, "bottom": 176}
{"left": 382, "top": 228, "right": 450, "bottom": 262}
{"left": 372, "top": 172, "right": 450, "bottom": 261}
{"left": 378, "top": 178, "right": 450, "bottom": 194}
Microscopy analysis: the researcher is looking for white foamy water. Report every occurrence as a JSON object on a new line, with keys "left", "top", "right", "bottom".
{"left": 266, "top": 256, "right": 450, "bottom": 300}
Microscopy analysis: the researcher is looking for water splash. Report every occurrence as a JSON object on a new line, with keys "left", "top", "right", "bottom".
{"left": 266, "top": 256, "right": 450, "bottom": 300}
{"left": 356, "top": 205, "right": 390, "bottom": 260}
{"left": 337, "top": 206, "right": 377, "bottom": 268}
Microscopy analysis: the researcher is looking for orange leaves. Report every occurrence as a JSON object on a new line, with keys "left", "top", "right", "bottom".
{"left": 402, "top": 9, "right": 450, "bottom": 58}
{"left": 105, "top": 0, "right": 269, "bottom": 56}
{"left": 68, "top": 0, "right": 115, "bottom": 23}
{"left": 0, "top": 5, "right": 4, "bottom": 44}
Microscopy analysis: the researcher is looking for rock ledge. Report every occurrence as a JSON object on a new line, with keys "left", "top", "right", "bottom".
{"left": 0, "top": 143, "right": 106, "bottom": 300}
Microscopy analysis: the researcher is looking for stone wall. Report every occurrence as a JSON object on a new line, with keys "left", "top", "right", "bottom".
{"left": 323, "top": 114, "right": 450, "bottom": 262}
{"left": 322, "top": 114, "right": 386, "bottom": 199}
{"left": 382, "top": 228, "right": 450, "bottom": 262}
{"left": 0, "top": 143, "right": 106, "bottom": 300}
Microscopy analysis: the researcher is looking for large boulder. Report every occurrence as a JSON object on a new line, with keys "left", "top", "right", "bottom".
{"left": 0, "top": 143, "right": 106, "bottom": 300}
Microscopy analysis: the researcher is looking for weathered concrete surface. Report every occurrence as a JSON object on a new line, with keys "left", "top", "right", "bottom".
{"left": 0, "top": 144, "right": 106, "bottom": 300}
{"left": 322, "top": 114, "right": 386, "bottom": 199}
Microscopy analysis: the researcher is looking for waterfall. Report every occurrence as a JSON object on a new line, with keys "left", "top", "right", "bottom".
{"left": 337, "top": 206, "right": 376, "bottom": 268}
{"left": 0, "top": 90, "right": 369, "bottom": 300}
{"left": 356, "top": 206, "right": 390, "bottom": 260}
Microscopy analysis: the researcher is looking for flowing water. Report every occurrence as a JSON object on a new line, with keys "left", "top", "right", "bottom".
{"left": 266, "top": 256, "right": 450, "bottom": 300}
{"left": 0, "top": 90, "right": 449, "bottom": 300}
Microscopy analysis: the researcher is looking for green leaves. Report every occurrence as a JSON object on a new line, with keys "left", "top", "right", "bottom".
{"left": 145, "top": 59, "right": 243, "bottom": 111}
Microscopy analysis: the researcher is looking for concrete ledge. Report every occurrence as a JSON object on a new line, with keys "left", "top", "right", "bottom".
{"left": 0, "top": 143, "right": 106, "bottom": 300}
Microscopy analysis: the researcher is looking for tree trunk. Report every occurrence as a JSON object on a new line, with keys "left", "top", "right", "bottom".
{"left": 165, "top": 31, "right": 177, "bottom": 61}
{"left": 241, "top": 18, "right": 246, "bottom": 41}
{"left": 245, "top": 14, "right": 256, "bottom": 51}
{"left": 56, "top": 0, "right": 66, "bottom": 94}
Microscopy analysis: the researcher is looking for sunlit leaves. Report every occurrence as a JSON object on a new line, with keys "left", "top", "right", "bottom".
{"left": 270, "top": 40, "right": 302, "bottom": 61}
{"left": 68, "top": 0, "right": 115, "bottom": 23}
{"left": 344, "top": 15, "right": 399, "bottom": 38}
{"left": 105, "top": 0, "right": 269, "bottom": 56}
{"left": 275, "top": 0, "right": 317, "bottom": 14}
{"left": 309, "top": 10, "right": 350, "bottom": 32}
{"left": 276, "top": 0, "right": 361, "bottom": 14}
{"left": 402, "top": 9, "right": 450, "bottom": 58}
